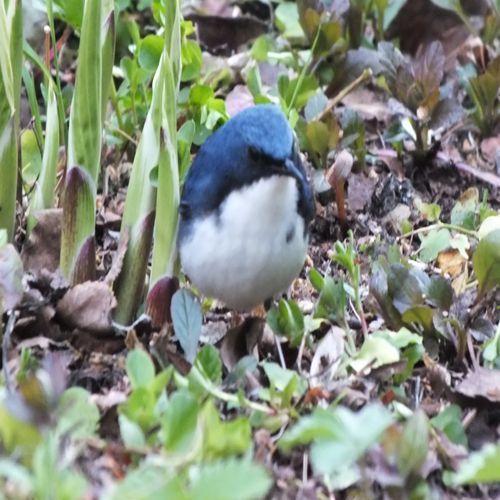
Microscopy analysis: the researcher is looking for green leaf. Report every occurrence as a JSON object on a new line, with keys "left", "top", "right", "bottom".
{"left": 280, "top": 404, "right": 394, "bottom": 476}
{"left": 139, "top": 35, "right": 164, "bottom": 72}
{"left": 445, "top": 444, "right": 500, "bottom": 485}
{"left": 196, "top": 345, "right": 222, "bottom": 384}
{"left": 266, "top": 299, "right": 304, "bottom": 347}
{"left": 161, "top": 390, "right": 199, "bottom": 453}
{"left": 21, "top": 129, "right": 42, "bottom": 186}
{"left": 431, "top": 405, "right": 467, "bottom": 446}
{"left": 119, "top": 414, "right": 146, "bottom": 448}
{"left": 418, "top": 229, "right": 451, "bottom": 262}
{"left": 396, "top": 410, "right": 429, "bottom": 478}
{"left": 275, "top": 2, "right": 305, "bottom": 41}
{"left": 112, "top": 462, "right": 187, "bottom": 500}
{"left": 190, "top": 459, "right": 272, "bottom": 500}
{"left": 473, "top": 229, "right": 500, "bottom": 296}
{"left": 126, "top": 349, "right": 155, "bottom": 389}
{"left": 200, "top": 401, "right": 251, "bottom": 459}
{"left": 350, "top": 336, "right": 400, "bottom": 372}
{"left": 55, "top": 387, "right": 99, "bottom": 439}
{"left": 171, "top": 289, "right": 202, "bottom": 363}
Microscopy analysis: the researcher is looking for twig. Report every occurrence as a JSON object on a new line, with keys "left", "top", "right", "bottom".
{"left": 313, "top": 68, "right": 373, "bottom": 122}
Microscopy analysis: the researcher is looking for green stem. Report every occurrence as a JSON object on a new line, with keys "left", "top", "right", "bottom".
{"left": 400, "top": 222, "right": 479, "bottom": 240}
{"left": 190, "top": 365, "right": 275, "bottom": 415}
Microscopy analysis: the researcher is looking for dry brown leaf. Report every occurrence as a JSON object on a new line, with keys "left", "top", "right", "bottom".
{"left": 455, "top": 367, "right": 500, "bottom": 405}
{"left": 0, "top": 244, "right": 24, "bottom": 311}
{"left": 436, "top": 249, "right": 467, "bottom": 278}
{"left": 480, "top": 136, "right": 500, "bottom": 165}
{"left": 56, "top": 281, "right": 117, "bottom": 334}
{"left": 21, "top": 209, "right": 62, "bottom": 275}
{"left": 225, "top": 85, "right": 254, "bottom": 117}
{"left": 310, "top": 326, "right": 344, "bottom": 387}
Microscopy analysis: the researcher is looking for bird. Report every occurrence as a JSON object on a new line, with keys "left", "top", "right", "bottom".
{"left": 178, "top": 104, "right": 315, "bottom": 311}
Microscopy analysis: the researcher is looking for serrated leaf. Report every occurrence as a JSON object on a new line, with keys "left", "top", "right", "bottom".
{"left": 190, "top": 459, "right": 272, "bottom": 500}
{"left": 171, "top": 289, "right": 202, "bottom": 362}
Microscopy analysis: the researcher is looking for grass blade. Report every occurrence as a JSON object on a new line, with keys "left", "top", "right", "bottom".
{"left": 0, "top": 0, "right": 22, "bottom": 241}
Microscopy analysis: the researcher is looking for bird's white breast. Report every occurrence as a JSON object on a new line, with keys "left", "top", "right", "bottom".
{"left": 179, "top": 175, "right": 308, "bottom": 310}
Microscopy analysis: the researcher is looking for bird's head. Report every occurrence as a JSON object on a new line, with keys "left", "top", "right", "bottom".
{"left": 180, "top": 104, "right": 314, "bottom": 225}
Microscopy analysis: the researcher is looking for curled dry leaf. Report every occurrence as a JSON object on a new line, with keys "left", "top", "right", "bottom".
{"left": 56, "top": 281, "right": 117, "bottom": 334}
{"left": 310, "top": 326, "right": 344, "bottom": 387}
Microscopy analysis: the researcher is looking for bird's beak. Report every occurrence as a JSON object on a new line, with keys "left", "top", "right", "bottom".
{"left": 284, "top": 158, "right": 303, "bottom": 182}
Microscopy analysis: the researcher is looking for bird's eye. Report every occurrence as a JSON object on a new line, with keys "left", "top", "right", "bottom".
{"left": 248, "top": 146, "right": 262, "bottom": 163}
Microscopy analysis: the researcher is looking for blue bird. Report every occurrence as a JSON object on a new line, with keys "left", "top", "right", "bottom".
{"left": 178, "top": 104, "right": 315, "bottom": 311}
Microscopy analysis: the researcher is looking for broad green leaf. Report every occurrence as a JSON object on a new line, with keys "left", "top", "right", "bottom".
{"left": 119, "top": 414, "right": 146, "bottom": 448}
{"left": 139, "top": 34, "right": 164, "bottom": 72}
{"left": 171, "top": 289, "right": 202, "bottom": 363}
{"left": 396, "top": 410, "right": 429, "bottom": 478}
{"left": 275, "top": 2, "right": 305, "bottom": 41}
{"left": 350, "top": 336, "right": 400, "bottom": 372}
{"left": 473, "top": 229, "right": 500, "bottom": 296}
{"left": 196, "top": 345, "right": 222, "bottom": 383}
{"left": 200, "top": 401, "right": 251, "bottom": 459}
{"left": 418, "top": 229, "right": 451, "bottom": 262}
{"left": 431, "top": 405, "right": 467, "bottom": 446}
{"left": 126, "top": 350, "right": 155, "bottom": 389}
{"left": 190, "top": 459, "right": 272, "bottom": 500}
{"left": 21, "top": 129, "right": 41, "bottom": 186}
{"left": 55, "top": 387, "right": 99, "bottom": 439}
{"left": 161, "top": 390, "right": 199, "bottom": 453}
{"left": 112, "top": 462, "right": 187, "bottom": 500}
{"left": 445, "top": 444, "right": 500, "bottom": 485}
{"left": 281, "top": 404, "right": 393, "bottom": 476}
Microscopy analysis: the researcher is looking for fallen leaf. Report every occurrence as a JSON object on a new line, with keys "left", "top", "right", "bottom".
{"left": 455, "top": 367, "right": 500, "bottom": 405}
{"left": 225, "top": 85, "right": 254, "bottom": 117}
{"left": 310, "top": 326, "right": 344, "bottom": 387}
{"left": 480, "top": 136, "right": 500, "bottom": 164}
{"left": 21, "top": 209, "right": 62, "bottom": 275}
{"left": 436, "top": 249, "right": 467, "bottom": 278}
{"left": 56, "top": 281, "right": 117, "bottom": 334}
{"left": 0, "top": 244, "right": 24, "bottom": 311}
